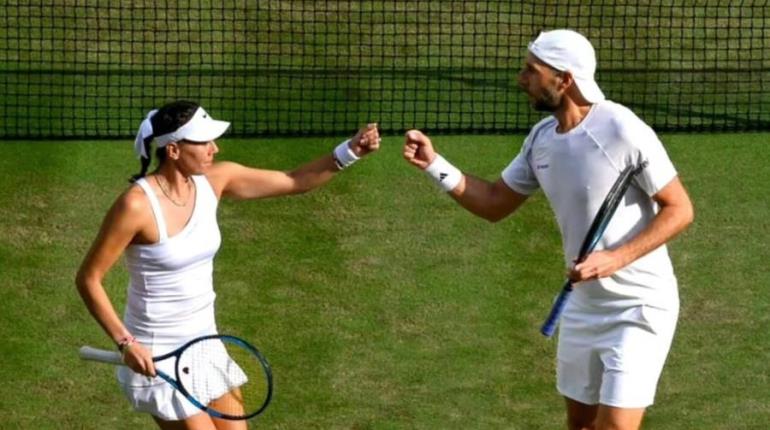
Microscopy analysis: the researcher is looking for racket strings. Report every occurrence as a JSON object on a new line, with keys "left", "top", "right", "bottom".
{"left": 178, "top": 338, "right": 271, "bottom": 419}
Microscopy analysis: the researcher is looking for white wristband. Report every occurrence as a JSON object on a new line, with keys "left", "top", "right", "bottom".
{"left": 333, "top": 140, "right": 360, "bottom": 170}
{"left": 424, "top": 154, "right": 462, "bottom": 192}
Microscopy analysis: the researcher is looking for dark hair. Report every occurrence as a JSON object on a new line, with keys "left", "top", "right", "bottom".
{"left": 130, "top": 100, "right": 200, "bottom": 182}
{"left": 150, "top": 100, "right": 199, "bottom": 136}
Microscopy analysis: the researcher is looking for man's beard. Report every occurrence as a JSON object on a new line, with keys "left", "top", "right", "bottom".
{"left": 532, "top": 87, "right": 561, "bottom": 112}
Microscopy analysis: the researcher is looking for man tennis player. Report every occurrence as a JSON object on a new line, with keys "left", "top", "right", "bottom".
{"left": 403, "top": 29, "right": 693, "bottom": 430}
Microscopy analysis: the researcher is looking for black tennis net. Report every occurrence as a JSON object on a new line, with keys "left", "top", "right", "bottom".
{"left": 1, "top": 1, "right": 768, "bottom": 138}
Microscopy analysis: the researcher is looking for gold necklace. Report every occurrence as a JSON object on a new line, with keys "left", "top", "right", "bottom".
{"left": 155, "top": 175, "right": 192, "bottom": 207}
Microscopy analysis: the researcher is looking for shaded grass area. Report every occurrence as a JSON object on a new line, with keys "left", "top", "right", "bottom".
{"left": 2, "top": 2, "right": 769, "bottom": 137}
{"left": 0, "top": 133, "right": 767, "bottom": 428}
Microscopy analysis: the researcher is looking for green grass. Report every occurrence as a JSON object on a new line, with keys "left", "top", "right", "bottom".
{"left": 0, "top": 133, "right": 768, "bottom": 429}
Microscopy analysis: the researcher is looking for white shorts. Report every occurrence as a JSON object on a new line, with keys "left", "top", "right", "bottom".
{"left": 556, "top": 305, "right": 678, "bottom": 408}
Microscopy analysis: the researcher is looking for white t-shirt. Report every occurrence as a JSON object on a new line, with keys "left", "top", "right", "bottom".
{"left": 501, "top": 100, "right": 679, "bottom": 311}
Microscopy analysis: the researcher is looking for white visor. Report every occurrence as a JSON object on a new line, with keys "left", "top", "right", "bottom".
{"left": 154, "top": 107, "right": 230, "bottom": 146}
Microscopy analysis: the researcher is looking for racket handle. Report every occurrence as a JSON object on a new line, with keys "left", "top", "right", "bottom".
{"left": 79, "top": 346, "right": 123, "bottom": 365}
{"left": 540, "top": 282, "right": 573, "bottom": 337}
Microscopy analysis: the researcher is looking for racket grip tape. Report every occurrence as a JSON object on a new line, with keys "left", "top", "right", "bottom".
{"left": 79, "top": 346, "right": 123, "bottom": 365}
{"left": 540, "top": 285, "right": 572, "bottom": 337}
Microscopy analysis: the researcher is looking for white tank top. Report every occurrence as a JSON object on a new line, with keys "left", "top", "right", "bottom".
{"left": 123, "top": 175, "right": 222, "bottom": 347}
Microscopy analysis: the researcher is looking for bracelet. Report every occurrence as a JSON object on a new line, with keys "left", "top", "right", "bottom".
{"left": 424, "top": 154, "right": 462, "bottom": 192}
{"left": 332, "top": 139, "right": 360, "bottom": 170}
{"left": 117, "top": 335, "right": 137, "bottom": 353}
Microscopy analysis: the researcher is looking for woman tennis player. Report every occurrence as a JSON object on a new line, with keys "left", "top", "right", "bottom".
{"left": 76, "top": 100, "right": 380, "bottom": 429}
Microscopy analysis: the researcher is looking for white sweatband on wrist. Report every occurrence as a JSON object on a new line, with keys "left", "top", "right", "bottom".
{"left": 425, "top": 154, "right": 462, "bottom": 192}
{"left": 333, "top": 139, "right": 360, "bottom": 170}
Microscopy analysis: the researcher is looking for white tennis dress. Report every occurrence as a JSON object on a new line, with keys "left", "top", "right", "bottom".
{"left": 117, "top": 175, "right": 222, "bottom": 420}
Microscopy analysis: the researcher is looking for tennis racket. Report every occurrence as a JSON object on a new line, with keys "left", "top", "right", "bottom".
{"left": 540, "top": 162, "right": 648, "bottom": 337}
{"left": 80, "top": 334, "right": 273, "bottom": 420}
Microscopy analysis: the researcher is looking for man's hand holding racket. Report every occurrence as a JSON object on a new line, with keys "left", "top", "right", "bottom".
{"left": 569, "top": 248, "right": 630, "bottom": 282}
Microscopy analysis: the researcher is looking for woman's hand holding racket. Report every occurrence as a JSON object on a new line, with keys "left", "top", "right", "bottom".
{"left": 121, "top": 341, "right": 157, "bottom": 377}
